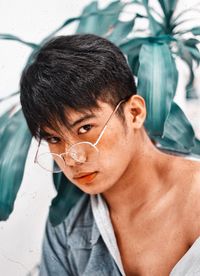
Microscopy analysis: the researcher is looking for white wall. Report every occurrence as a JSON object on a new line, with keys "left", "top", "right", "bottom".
{"left": 0, "top": 1, "right": 200, "bottom": 276}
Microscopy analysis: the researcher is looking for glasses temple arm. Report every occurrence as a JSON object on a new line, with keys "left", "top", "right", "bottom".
{"left": 94, "top": 99, "right": 125, "bottom": 147}
{"left": 34, "top": 139, "right": 42, "bottom": 163}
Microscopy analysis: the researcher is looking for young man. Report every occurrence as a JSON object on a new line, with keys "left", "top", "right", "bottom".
{"left": 20, "top": 34, "right": 200, "bottom": 276}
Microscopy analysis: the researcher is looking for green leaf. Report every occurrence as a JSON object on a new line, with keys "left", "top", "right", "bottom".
{"left": 177, "top": 41, "right": 193, "bottom": 68}
{"left": 120, "top": 37, "right": 149, "bottom": 76}
{"left": 0, "top": 109, "right": 32, "bottom": 220}
{"left": 191, "top": 27, "right": 200, "bottom": 36}
{"left": 141, "top": 0, "right": 164, "bottom": 36}
{"left": 158, "top": 0, "right": 178, "bottom": 18}
{"left": 155, "top": 137, "right": 191, "bottom": 154}
{"left": 157, "top": 0, "right": 178, "bottom": 28}
{"left": 0, "top": 91, "right": 19, "bottom": 103}
{"left": 176, "top": 41, "right": 197, "bottom": 99}
{"left": 76, "top": 1, "right": 124, "bottom": 36}
{"left": 127, "top": 45, "right": 142, "bottom": 76}
{"left": 0, "top": 33, "right": 38, "bottom": 49}
{"left": 0, "top": 106, "right": 16, "bottom": 135}
{"left": 191, "top": 138, "right": 200, "bottom": 156}
{"left": 186, "top": 86, "right": 198, "bottom": 100}
{"left": 137, "top": 42, "right": 178, "bottom": 136}
{"left": 49, "top": 173, "right": 83, "bottom": 226}
{"left": 76, "top": 1, "right": 98, "bottom": 34}
{"left": 154, "top": 102, "right": 197, "bottom": 156}
{"left": 59, "top": 17, "right": 82, "bottom": 29}
{"left": 120, "top": 37, "right": 149, "bottom": 53}
{"left": 184, "top": 38, "right": 199, "bottom": 47}
{"left": 160, "top": 101, "right": 195, "bottom": 153}
{"left": 185, "top": 46, "right": 200, "bottom": 65}
{"left": 107, "top": 19, "right": 135, "bottom": 45}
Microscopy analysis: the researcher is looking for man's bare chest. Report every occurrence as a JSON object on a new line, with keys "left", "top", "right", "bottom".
{"left": 111, "top": 205, "right": 194, "bottom": 275}
{"left": 116, "top": 228, "right": 191, "bottom": 276}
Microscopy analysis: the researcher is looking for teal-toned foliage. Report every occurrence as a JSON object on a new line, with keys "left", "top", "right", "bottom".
{"left": 0, "top": 107, "right": 32, "bottom": 219}
{"left": 0, "top": 0, "right": 200, "bottom": 225}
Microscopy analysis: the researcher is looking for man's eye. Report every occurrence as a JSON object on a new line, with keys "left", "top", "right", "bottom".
{"left": 78, "top": 124, "right": 92, "bottom": 134}
{"left": 46, "top": 137, "right": 61, "bottom": 144}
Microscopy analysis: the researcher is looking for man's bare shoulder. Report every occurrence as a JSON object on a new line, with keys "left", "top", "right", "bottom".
{"left": 171, "top": 156, "right": 200, "bottom": 186}
{"left": 181, "top": 157, "right": 200, "bottom": 190}
{"left": 175, "top": 157, "right": 200, "bottom": 242}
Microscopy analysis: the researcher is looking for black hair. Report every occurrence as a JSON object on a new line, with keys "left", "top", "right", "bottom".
{"left": 20, "top": 34, "right": 137, "bottom": 139}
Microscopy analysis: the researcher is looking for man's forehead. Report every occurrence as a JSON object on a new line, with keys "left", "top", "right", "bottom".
{"left": 63, "top": 101, "right": 113, "bottom": 125}
{"left": 66, "top": 100, "right": 110, "bottom": 121}
{"left": 66, "top": 108, "right": 97, "bottom": 124}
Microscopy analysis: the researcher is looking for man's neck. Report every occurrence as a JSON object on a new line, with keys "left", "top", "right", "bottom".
{"left": 102, "top": 131, "right": 175, "bottom": 217}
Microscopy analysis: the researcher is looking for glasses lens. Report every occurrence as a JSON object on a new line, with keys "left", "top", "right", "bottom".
{"left": 36, "top": 152, "right": 64, "bottom": 173}
{"left": 61, "top": 142, "right": 99, "bottom": 164}
{"left": 36, "top": 142, "right": 99, "bottom": 172}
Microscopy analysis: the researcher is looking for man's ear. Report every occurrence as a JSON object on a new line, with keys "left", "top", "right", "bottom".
{"left": 126, "top": 95, "right": 146, "bottom": 129}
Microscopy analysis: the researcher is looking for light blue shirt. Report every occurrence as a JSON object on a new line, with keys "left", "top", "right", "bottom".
{"left": 39, "top": 194, "right": 200, "bottom": 275}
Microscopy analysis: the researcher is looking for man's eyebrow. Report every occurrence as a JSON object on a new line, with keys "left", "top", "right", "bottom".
{"left": 39, "top": 114, "right": 97, "bottom": 138}
{"left": 39, "top": 130, "right": 54, "bottom": 138}
{"left": 69, "top": 114, "right": 97, "bottom": 128}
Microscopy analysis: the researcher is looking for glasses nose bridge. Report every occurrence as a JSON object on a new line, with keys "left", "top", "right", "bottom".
{"left": 60, "top": 135, "right": 77, "bottom": 155}
{"left": 60, "top": 152, "right": 80, "bottom": 167}
{"left": 58, "top": 141, "right": 83, "bottom": 165}
{"left": 60, "top": 149, "right": 86, "bottom": 168}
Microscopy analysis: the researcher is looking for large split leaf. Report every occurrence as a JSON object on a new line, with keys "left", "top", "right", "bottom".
{"left": 49, "top": 173, "right": 83, "bottom": 226}
{"left": 0, "top": 109, "right": 32, "bottom": 220}
{"left": 137, "top": 42, "right": 178, "bottom": 137}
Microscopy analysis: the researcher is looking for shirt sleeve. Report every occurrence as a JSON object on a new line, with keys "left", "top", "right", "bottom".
{"left": 39, "top": 218, "right": 72, "bottom": 276}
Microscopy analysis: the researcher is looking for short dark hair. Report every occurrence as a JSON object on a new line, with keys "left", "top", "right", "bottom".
{"left": 20, "top": 34, "right": 137, "bottom": 139}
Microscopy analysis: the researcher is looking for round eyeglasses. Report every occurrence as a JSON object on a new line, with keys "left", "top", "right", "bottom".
{"left": 34, "top": 99, "right": 127, "bottom": 173}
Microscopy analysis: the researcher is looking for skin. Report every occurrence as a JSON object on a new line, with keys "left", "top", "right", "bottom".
{"left": 44, "top": 95, "right": 200, "bottom": 275}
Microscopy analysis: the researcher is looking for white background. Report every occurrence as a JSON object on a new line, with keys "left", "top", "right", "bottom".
{"left": 0, "top": 1, "right": 200, "bottom": 276}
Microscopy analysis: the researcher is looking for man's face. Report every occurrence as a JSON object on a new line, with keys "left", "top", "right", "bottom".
{"left": 43, "top": 100, "right": 140, "bottom": 194}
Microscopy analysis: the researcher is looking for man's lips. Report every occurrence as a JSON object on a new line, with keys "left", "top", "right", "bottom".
{"left": 73, "top": 172, "right": 98, "bottom": 184}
